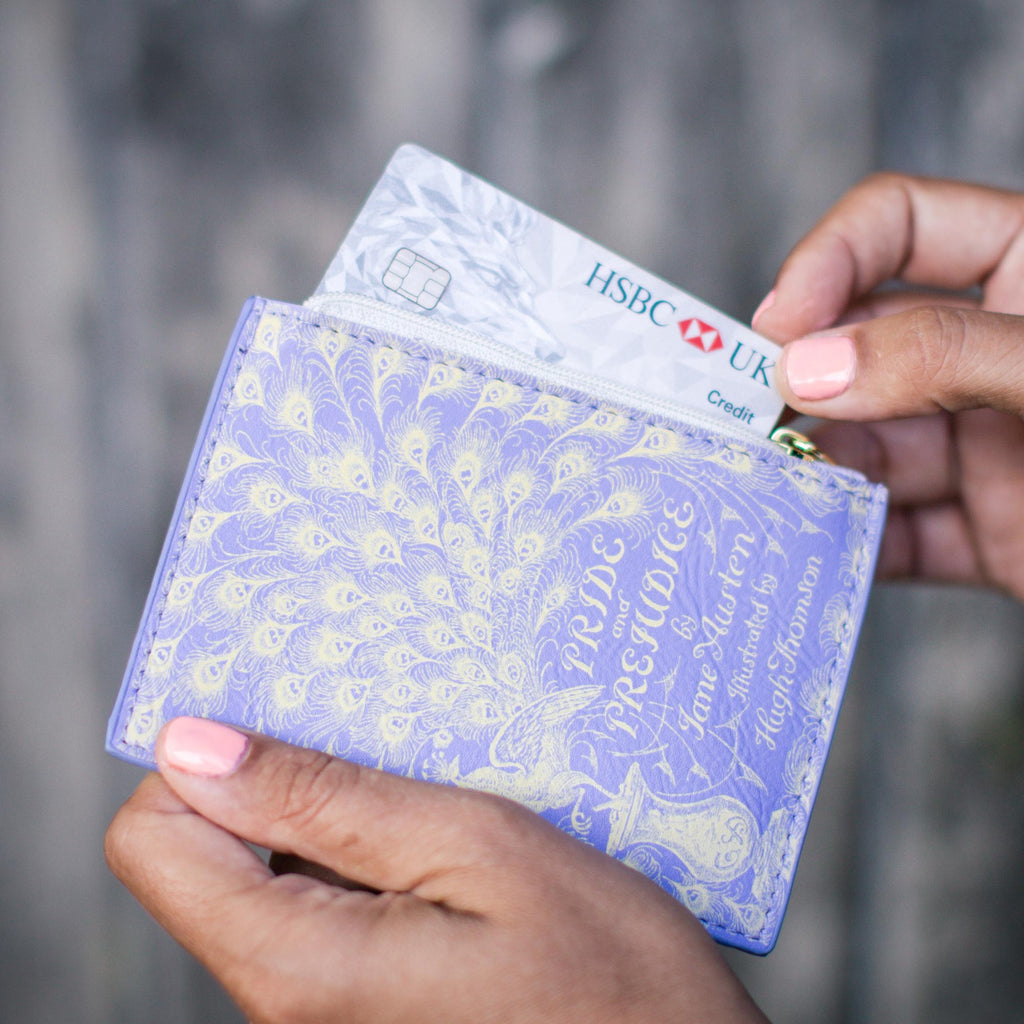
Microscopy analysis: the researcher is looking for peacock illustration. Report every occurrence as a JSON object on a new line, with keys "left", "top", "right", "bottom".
{"left": 453, "top": 683, "right": 605, "bottom": 811}
{"left": 123, "top": 303, "right": 851, "bottom": 887}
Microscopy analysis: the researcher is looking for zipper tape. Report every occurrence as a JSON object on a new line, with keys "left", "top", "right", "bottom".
{"left": 305, "top": 292, "right": 833, "bottom": 466}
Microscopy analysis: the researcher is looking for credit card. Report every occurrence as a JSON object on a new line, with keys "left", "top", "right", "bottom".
{"left": 311, "top": 145, "right": 784, "bottom": 436}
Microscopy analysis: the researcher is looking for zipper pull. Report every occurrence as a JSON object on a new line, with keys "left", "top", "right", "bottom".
{"left": 770, "top": 426, "right": 832, "bottom": 464}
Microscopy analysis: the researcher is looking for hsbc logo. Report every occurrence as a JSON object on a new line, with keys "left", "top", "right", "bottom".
{"left": 583, "top": 261, "right": 773, "bottom": 389}
{"left": 679, "top": 318, "right": 722, "bottom": 353}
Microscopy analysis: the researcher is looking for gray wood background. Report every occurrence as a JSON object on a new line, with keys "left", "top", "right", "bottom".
{"left": 4, "top": 0, "right": 1024, "bottom": 1020}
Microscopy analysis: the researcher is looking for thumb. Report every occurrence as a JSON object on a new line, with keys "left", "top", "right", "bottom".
{"left": 155, "top": 717, "right": 516, "bottom": 902}
{"left": 776, "top": 306, "right": 1024, "bottom": 419}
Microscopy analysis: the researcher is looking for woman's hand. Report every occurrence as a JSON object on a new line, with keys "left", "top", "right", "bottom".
{"left": 106, "top": 717, "right": 766, "bottom": 1024}
{"left": 754, "top": 173, "right": 1024, "bottom": 599}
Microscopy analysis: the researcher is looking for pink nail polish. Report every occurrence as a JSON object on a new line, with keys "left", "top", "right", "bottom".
{"left": 751, "top": 288, "right": 776, "bottom": 328}
{"left": 161, "top": 717, "right": 249, "bottom": 777}
{"left": 784, "top": 336, "right": 856, "bottom": 400}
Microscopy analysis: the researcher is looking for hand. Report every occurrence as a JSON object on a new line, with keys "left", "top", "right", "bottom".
{"left": 753, "top": 173, "right": 1024, "bottom": 600}
{"left": 106, "top": 718, "right": 766, "bottom": 1023}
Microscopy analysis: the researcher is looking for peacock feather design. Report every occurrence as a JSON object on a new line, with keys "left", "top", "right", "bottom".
{"left": 114, "top": 302, "right": 884, "bottom": 946}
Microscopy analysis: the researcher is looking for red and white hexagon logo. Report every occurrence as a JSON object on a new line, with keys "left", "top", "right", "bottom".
{"left": 678, "top": 318, "right": 723, "bottom": 353}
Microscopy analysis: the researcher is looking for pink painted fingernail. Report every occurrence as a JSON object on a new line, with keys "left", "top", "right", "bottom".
{"left": 784, "top": 335, "right": 857, "bottom": 400}
{"left": 751, "top": 289, "right": 776, "bottom": 328}
{"left": 161, "top": 717, "right": 250, "bottom": 777}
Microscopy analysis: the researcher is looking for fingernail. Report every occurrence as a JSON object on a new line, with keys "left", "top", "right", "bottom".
{"left": 784, "top": 335, "right": 856, "bottom": 400}
{"left": 751, "top": 288, "right": 776, "bottom": 328}
{"left": 161, "top": 717, "right": 250, "bottom": 777}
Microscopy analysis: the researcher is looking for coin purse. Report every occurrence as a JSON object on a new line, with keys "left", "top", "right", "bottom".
{"left": 107, "top": 293, "right": 886, "bottom": 954}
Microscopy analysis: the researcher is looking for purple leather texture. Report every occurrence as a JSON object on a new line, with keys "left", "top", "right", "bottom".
{"left": 107, "top": 297, "right": 887, "bottom": 953}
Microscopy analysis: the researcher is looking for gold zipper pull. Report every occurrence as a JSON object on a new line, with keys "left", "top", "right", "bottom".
{"left": 770, "top": 426, "right": 833, "bottom": 464}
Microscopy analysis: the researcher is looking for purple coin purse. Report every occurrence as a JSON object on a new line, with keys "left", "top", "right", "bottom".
{"left": 107, "top": 293, "right": 886, "bottom": 953}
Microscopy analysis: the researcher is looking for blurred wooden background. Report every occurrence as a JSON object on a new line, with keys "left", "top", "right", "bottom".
{"left": 4, "top": 0, "right": 1024, "bottom": 1020}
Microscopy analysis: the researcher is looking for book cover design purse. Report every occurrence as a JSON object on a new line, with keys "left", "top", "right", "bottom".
{"left": 107, "top": 291, "right": 886, "bottom": 954}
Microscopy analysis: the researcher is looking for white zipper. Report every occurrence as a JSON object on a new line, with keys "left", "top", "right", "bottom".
{"left": 304, "top": 291, "right": 792, "bottom": 450}
{"left": 306, "top": 293, "right": 846, "bottom": 468}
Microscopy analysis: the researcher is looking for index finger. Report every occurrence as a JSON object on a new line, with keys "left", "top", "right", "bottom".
{"left": 755, "top": 174, "right": 1024, "bottom": 340}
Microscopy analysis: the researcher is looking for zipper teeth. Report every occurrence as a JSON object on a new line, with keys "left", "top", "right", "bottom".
{"left": 304, "top": 292, "right": 776, "bottom": 451}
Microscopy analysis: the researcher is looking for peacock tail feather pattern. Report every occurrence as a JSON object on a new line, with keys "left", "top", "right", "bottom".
{"left": 110, "top": 299, "right": 887, "bottom": 953}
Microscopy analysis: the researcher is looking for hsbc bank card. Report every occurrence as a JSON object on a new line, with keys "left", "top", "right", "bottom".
{"left": 311, "top": 145, "right": 784, "bottom": 436}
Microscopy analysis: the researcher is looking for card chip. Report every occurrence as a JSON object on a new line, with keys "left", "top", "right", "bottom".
{"left": 382, "top": 248, "right": 451, "bottom": 310}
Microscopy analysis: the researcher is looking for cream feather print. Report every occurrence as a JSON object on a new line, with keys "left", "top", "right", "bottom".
{"left": 113, "top": 302, "right": 885, "bottom": 953}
